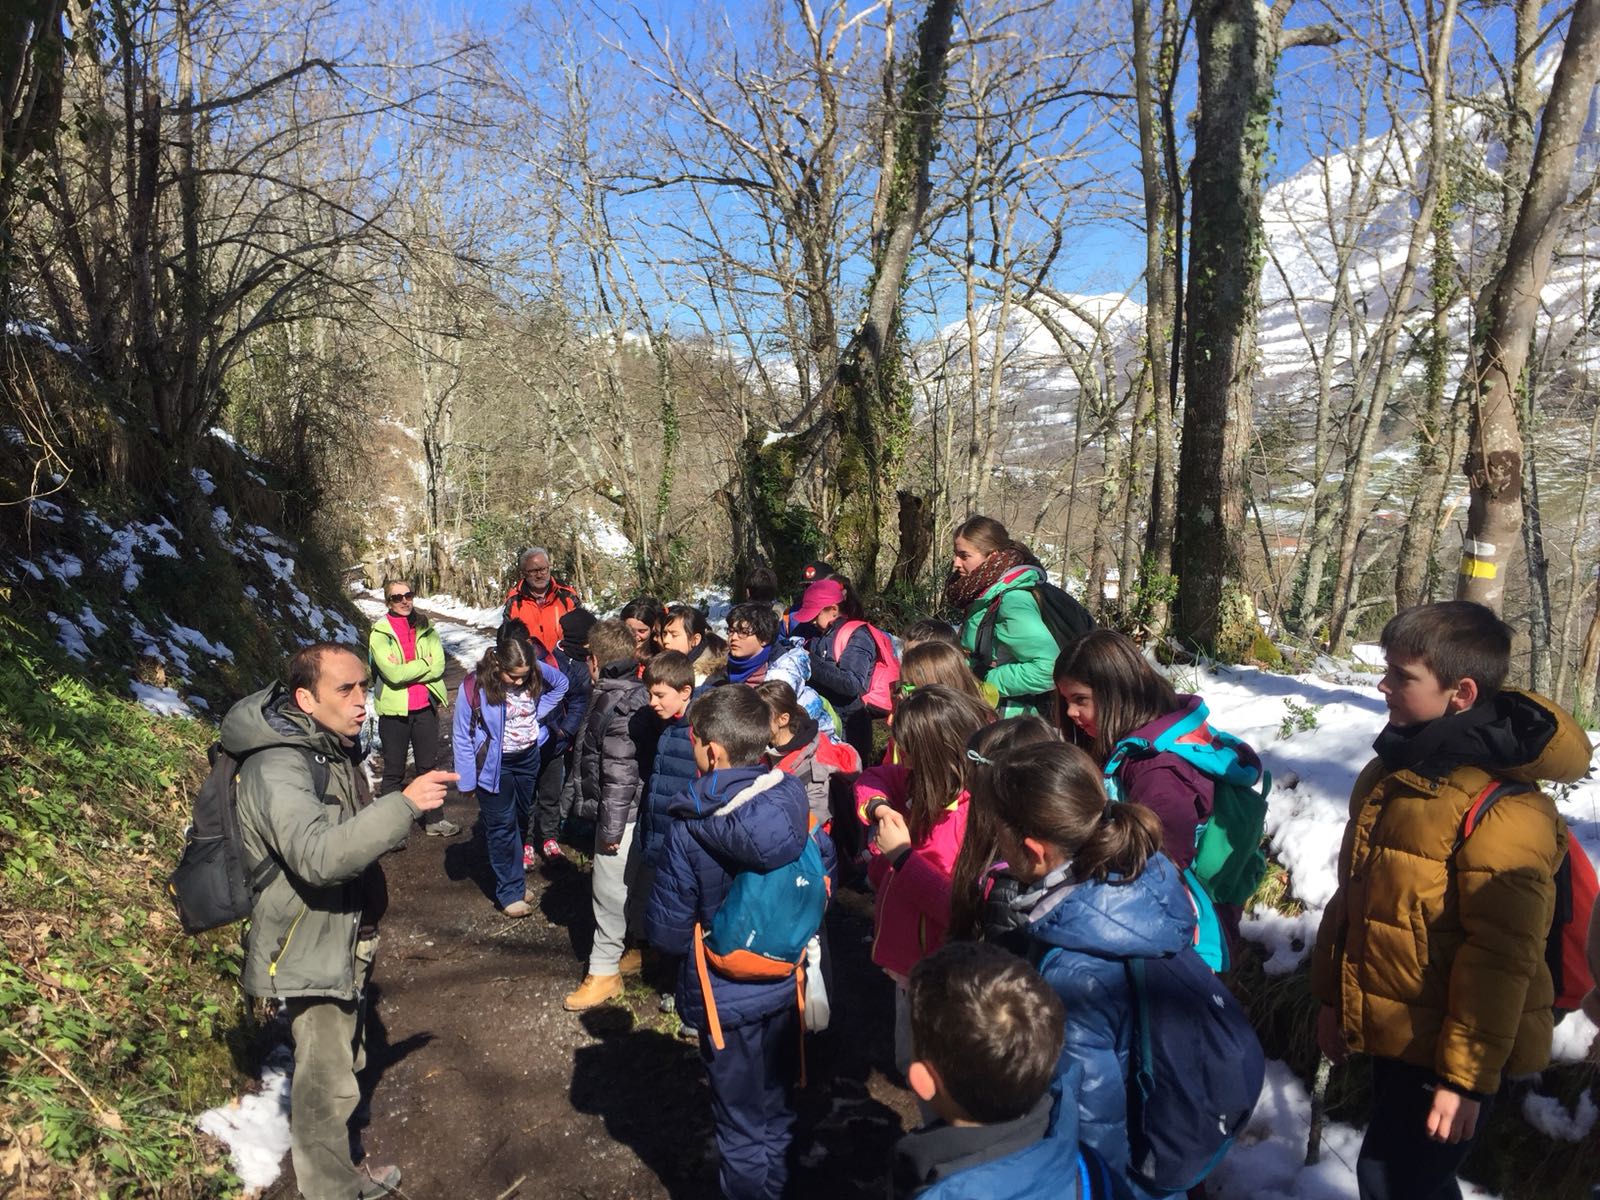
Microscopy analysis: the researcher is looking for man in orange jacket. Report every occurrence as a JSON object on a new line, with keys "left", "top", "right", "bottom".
{"left": 503, "top": 547, "right": 580, "bottom": 653}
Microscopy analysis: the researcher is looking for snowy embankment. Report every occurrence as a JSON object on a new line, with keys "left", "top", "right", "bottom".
{"left": 1199, "top": 656, "right": 1600, "bottom": 1197}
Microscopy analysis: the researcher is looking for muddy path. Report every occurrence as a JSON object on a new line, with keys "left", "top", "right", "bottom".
{"left": 263, "top": 639, "right": 915, "bottom": 1200}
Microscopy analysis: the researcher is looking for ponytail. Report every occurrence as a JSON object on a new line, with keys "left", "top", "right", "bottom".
{"left": 1071, "top": 801, "right": 1162, "bottom": 884}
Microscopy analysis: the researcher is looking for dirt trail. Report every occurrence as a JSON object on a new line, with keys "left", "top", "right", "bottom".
{"left": 262, "top": 642, "right": 914, "bottom": 1200}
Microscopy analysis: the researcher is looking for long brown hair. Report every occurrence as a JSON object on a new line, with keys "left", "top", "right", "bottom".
{"left": 954, "top": 515, "right": 1040, "bottom": 565}
{"left": 1052, "top": 629, "right": 1181, "bottom": 763}
{"left": 475, "top": 620, "right": 543, "bottom": 706}
{"left": 988, "top": 741, "right": 1162, "bottom": 884}
{"left": 893, "top": 685, "right": 997, "bottom": 844}
{"left": 948, "top": 717, "right": 1063, "bottom": 941}
{"left": 897, "top": 642, "right": 985, "bottom": 709}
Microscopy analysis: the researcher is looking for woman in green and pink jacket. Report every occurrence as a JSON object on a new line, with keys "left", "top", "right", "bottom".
{"left": 368, "top": 581, "right": 456, "bottom": 835}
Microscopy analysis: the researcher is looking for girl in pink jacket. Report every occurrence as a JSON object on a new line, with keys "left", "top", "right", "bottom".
{"left": 856, "top": 685, "right": 996, "bottom": 1109}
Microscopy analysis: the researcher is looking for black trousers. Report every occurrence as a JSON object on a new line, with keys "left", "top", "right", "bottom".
{"left": 378, "top": 706, "right": 440, "bottom": 823}
{"left": 1356, "top": 1057, "right": 1492, "bottom": 1200}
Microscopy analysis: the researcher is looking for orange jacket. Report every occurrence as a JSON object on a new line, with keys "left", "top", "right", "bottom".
{"left": 502, "top": 579, "right": 580, "bottom": 653}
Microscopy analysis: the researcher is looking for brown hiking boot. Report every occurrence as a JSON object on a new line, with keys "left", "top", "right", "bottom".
{"left": 356, "top": 1162, "right": 402, "bottom": 1198}
{"left": 502, "top": 900, "right": 533, "bottom": 918}
{"left": 618, "top": 948, "right": 643, "bottom": 976}
{"left": 563, "top": 973, "right": 623, "bottom": 1011}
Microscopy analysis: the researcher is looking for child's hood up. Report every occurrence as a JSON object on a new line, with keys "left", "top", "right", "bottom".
{"left": 670, "top": 766, "right": 809, "bottom": 872}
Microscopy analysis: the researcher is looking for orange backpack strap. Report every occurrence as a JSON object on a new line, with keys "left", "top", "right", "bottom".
{"left": 794, "top": 965, "right": 808, "bottom": 1089}
{"left": 693, "top": 924, "right": 725, "bottom": 1051}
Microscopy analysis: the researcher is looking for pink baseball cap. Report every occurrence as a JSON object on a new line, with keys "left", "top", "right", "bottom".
{"left": 792, "top": 578, "right": 846, "bottom": 624}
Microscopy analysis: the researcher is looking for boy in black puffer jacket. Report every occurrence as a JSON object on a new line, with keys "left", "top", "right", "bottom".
{"left": 565, "top": 619, "right": 660, "bottom": 1012}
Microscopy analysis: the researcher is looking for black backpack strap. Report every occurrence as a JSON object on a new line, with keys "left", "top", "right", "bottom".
{"left": 1452, "top": 780, "right": 1536, "bottom": 853}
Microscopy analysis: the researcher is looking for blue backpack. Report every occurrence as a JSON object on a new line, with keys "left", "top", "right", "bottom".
{"left": 693, "top": 830, "right": 829, "bottom": 1051}
{"left": 1123, "top": 951, "right": 1265, "bottom": 1195}
{"left": 1103, "top": 702, "right": 1270, "bottom": 971}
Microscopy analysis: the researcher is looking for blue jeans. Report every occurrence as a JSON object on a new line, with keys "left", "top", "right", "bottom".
{"left": 480, "top": 746, "right": 539, "bottom": 907}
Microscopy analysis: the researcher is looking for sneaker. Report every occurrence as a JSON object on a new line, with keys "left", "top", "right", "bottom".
{"left": 676, "top": 1020, "right": 699, "bottom": 1042}
{"left": 503, "top": 900, "right": 533, "bottom": 919}
{"left": 658, "top": 992, "right": 676, "bottom": 1015}
{"left": 540, "top": 838, "right": 565, "bottom": 861}
{"left": 523, "top": 843, "right": 538, "bottom": 868}
{"left": 618, "top": 948, "right": 642, "bottom": 976}
{"left": 356, "top": 1162, "right": 402, "bottom": 1198}
{"left": 563, "top": 973, "right": 623, "bottom": 1011}
{"left": 424, "top": 818, "right": 461, "bottom": 837}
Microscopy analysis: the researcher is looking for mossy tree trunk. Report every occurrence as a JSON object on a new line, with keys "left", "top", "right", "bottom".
{"left": 744, "top": 0, "right": 957, "bottom": 596}
{"left": 1174, "top": 0, "right": 1336, "bottom": 653}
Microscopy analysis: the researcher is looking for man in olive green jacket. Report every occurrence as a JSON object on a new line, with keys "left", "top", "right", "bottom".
{"left": 221, "top": 644, "right": 454, "bottom": 1200}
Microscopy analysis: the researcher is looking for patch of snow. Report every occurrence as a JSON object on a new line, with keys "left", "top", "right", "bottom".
{"left": 41, "top": 550, "right": 83, "bottom": 581}
{"left": 2, "top": 425, "right": 24, "bottom": 446}
{"left": 1240, "top": 908, "right": 1320, "bottom": 975}
{"left": 166, "top": 621, "right": 234, "bottom": 662}
{"left": 211, "top": 505, "right": 231, "bottom": 532}
{"left": 761, "top": 429, "right": 795, "bottom": 448}
{"left": 1351, "top": 644, "right": 1384, "bottom": 668}
{"left": 6, "top": 318, "right": 78, "bottom": 357}
{"left": 584, "top": 512, "right": 633, "bottom": 558}
{"left": 29, "top": 497, "right": 65, "bottom": 522}
{"left": 130, "top": 681, "right": 194, "bottom": 719}
{"left": 47, "top": 612, "right": 89, "bottom": 659}
{"left": 197, "top": 1044, "right": 292, "bottom": 1191}
{"left": 15, "top": 557, "right": 44, "bottom": 582}
{"left": 1520, "top": 1088, "right": 1599, "bottom": 1142}
{"left": 191, "top": 467, "right": 216, "bottom": 496}
{"left": 77, "top": 604, "right": 107, "bottom": 638}
{"left": 1208, "top": 1060, "right": 1500, "bottom": 1199}
{"left": 1549, "top": 1009, "right": 1599, "bottom": 1065}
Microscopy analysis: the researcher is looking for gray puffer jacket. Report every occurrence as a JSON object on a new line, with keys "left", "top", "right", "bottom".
{"left": 577, "top": 664, "right": 658, "bottom": 847}
{"left": 222, "top": 685, "right": 418, "bottom": 1001}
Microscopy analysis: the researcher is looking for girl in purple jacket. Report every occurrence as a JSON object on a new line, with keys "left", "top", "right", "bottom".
{"left": 1052, "top": 630, "right": 1262, "bottom": 945}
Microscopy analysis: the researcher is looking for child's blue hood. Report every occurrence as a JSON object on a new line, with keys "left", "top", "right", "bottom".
{"left": 671, "top": 766, "right": 809, "bottom": 871}
{"left": 1027, "top": 853, "right": 1195, "bottom": 959}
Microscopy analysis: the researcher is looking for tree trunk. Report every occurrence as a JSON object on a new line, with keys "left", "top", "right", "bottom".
{"left": 1175, "top": 2, "right": 1335, "bottom": 651}
{"left": 837, "top": 0, "right": 958, "bottom": 593}
{"left": 1457, "top": 0, "right": 1600, "bottom": 610}
{"left": 1132, "top": 0, "right": 1181, "bottom": 631}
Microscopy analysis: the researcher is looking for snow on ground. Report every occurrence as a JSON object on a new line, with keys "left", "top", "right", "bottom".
{"left": 130, "top": 681, "right": 195, "bottom": 718}
{"left": 196, "top": 1044, "right": 292, "bottom": 1191}
{"left": 1208, "top": 1060, "right": 1501, "bottom": 1199}
{"left": 47, "top": 611, "right": 89, "bottom": 659}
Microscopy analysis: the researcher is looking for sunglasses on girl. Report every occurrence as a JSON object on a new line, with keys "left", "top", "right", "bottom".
{"left": 388, "top": 591, "right": 414, "bottom": 602}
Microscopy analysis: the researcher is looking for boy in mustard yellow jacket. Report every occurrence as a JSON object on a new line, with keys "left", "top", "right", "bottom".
{"left": 1311, "top": 601, "right": 1592, "bottom": 1200}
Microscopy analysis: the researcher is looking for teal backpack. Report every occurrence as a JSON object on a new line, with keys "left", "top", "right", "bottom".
{"left": 693, "top": 827, "right": 830, "bottom": 1052}
{"left": 1103, "top": 703, "right": 1270, "bottom": 972}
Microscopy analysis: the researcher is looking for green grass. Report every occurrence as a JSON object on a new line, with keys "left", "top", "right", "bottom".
{"left": 0, "top": 602, "right": 254, "bottom": 1197}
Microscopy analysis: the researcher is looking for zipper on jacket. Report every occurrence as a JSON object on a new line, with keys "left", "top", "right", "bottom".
{"left": 269, "top": 905, "right": 308, "bottom": 978}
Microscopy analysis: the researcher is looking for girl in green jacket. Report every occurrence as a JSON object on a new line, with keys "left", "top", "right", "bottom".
{"left": 946, "top": 517, "right": 1060, "bottom": 719}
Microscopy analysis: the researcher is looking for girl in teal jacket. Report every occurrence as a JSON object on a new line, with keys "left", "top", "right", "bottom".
{"left": 947, "top": 517, "right": 1059, "bottom": 718}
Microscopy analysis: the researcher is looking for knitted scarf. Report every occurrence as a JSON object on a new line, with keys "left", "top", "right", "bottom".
{"left": 943, "top": 546, "right": 1030, "bottom": 612}
{"left": 727, "top": 642, "right": 776, "bottom": 685}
